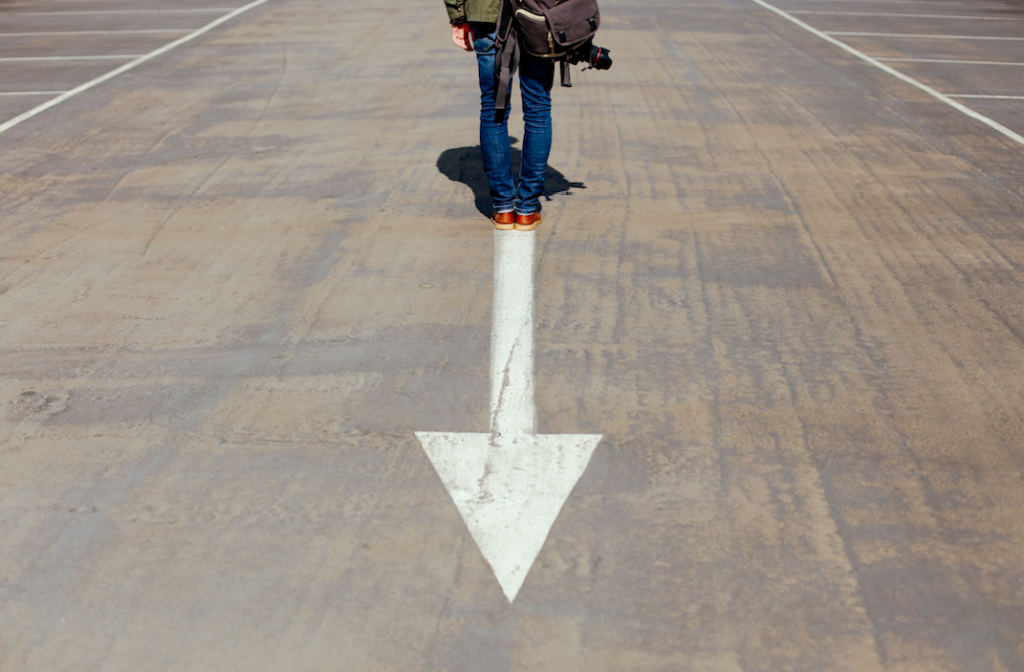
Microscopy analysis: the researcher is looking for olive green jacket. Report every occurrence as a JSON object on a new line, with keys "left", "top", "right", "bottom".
{"left": 445, "top": 0, "right": 500, "bottom": 24}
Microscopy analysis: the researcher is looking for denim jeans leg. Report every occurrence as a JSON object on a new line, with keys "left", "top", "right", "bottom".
{"left": 472, "top": 23, "right": 516, "bottom": 213}
{"left": 515, "top": 53, "right": 554, "bottom": 215}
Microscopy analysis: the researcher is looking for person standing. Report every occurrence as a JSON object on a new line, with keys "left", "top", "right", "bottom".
{"left": 446, "top": 0, "right": 553, "bottom": 231}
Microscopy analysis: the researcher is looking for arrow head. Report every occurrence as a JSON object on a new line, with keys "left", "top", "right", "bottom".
{"left": 415, "top": 431, "right": 602, "bottom": 602}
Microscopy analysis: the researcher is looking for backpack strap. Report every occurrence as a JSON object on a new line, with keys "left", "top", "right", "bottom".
{"left": 493, "top": 0, "right": 519, "bottom": 123}
{"left": 494, "top": 40, "right": 520, "bottom": 122}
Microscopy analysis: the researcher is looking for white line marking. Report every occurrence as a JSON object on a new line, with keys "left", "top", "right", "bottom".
{"left": 0, "top": 30, "right": 191, "bottom": 36}
{"left": 0, "top": 91, "right": 68, "bottom": 96}
{"left": 826, "top": 32, "right": 1024, "bottom": 41}
{"left": 489, "top": 231, "right": 537, "bottom": 436}
{"left": 0, "top": 0, "right": 275, "bottom": 138}
{"left": 948, "top": 95, "right": 1024, "bottom": 100}
{"left": 9, "top": 8, "right": 238, "bottom": 15}
{"left": 793, "top": 0, "right": 1010, "bottom": 4}
{"left": 416, "top": 231, "right": 602, "bottom": 603}
{"left": 875, "top": 58, "right": 1024, "bottom": 66}
{"left": 788, "top": 10, "right": 1023, "bottom": 20}
{"left": 749, "top": 0, "right": 1024, "bottom": 147}
{"left": 0, "top": 55, "right": 144, "bottom": 62}
{"left": 3, "top": 0, "right": 201, "bottom": 4}
{"left": 4, "top": 0, "right": 183, "bottom": 3}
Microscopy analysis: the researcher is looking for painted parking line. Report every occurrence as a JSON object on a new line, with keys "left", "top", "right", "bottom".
{"left": 748, "top": 0, "right": 1024, "bottom": 146}
{"left": 949, "top": 95, "right": 1024, "bottom": 100}
{"left": 0, "top": 91, "right": 68, "bottom": 96}
{"left": 0, "top": 56, "right": 144, "bottom": 62}
{"left": 0, "top": 29, "right": 192, "bottom": 36}
{"left": 0, "top": 0, "right": 275, "bottom": 137}
{"left": 825, "top": 32, "right": 1024, "bottom": 41}
{"left": 787, "top": 10, "right": 1022, "bottom": 21}
{"left": 875, "top": 58, "right": 1024, "bottom": 66}
{"left": 0, "top": 30, "right": 192, "bottom": 36}
{"left": 8, "top": 9, "right": 239, "bottom": 16}
{"left": 1, "top": 0, "right": 206, "bottom": 4}
{"left": 792, "top": 0, "right": 1010, "bottom": 4}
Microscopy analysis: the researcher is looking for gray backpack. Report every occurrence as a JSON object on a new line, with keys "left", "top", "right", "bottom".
{"left": 514, "top": 0, "right": 600, "bottom": 60}
{"left": 494, "top": 0, "right": 610, "bottom": 116}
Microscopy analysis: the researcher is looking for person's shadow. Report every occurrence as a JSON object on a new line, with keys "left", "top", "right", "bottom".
{"left": 437, "top": 137, "right": 585, "bottom": 217}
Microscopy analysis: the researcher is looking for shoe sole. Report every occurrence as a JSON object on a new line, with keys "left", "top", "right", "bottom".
{"left": 514, "top": 215, "right": 541, "bottom": 231}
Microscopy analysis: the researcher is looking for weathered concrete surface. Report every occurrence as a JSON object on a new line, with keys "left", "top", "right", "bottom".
{"left": 0, "top": 0, "right": 1022, "bottom": 670}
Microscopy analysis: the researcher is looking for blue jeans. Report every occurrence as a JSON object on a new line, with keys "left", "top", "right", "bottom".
{"left": 472, "top": 23, "right": 554, "bottom": 216}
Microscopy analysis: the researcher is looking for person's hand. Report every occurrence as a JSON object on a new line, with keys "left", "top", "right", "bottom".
{"left": 452, "top": 21, "right": 473, "bottom": 52}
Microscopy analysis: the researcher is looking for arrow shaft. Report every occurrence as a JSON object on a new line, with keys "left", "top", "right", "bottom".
{"left": 490, "top": 231, "right": 537, "bottom": 436}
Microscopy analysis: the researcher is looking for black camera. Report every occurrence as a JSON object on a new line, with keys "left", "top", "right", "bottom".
{"left": 568, "top": 41, "right": 612, "bottom": 71}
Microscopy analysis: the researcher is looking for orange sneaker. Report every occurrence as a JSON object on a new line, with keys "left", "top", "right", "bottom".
{"left": 514, "top": 212, "right": 542, "bottom": 231}
{"left": 492, "top": 211, "right": 515, "bottom": 230}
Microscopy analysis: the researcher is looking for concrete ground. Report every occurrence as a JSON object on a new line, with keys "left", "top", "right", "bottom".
{"left": 1, "top": 0, "right": 1022, "bottom": 670}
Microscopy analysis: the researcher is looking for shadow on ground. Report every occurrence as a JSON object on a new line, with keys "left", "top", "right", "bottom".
{"left": 437, "top": 137, "right": 586, "bottom": 216}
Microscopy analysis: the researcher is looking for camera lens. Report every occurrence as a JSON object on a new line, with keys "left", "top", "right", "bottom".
{"left": 589, "top": 45, "right": 612, "bottom": 70}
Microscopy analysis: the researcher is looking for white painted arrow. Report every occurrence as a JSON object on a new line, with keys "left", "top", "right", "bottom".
{"left": 416, "top": 231, "right": 602, "bottom": 603}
